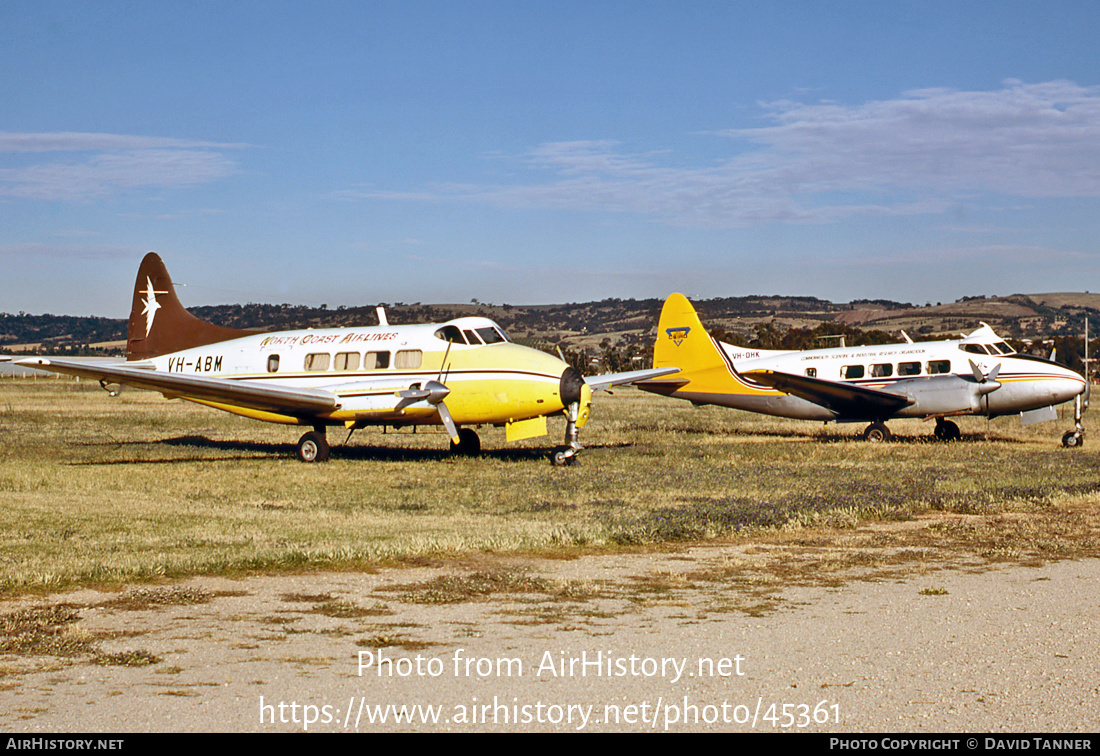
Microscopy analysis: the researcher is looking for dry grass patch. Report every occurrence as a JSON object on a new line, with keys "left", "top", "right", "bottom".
{"left": 93, "top": 649, "right": 161, "bottom": 667}
{"left": 384, "top": 567, "right": 598, "bottom": 606}
{"left": 355, "top": 634, "right": 438, "bottom": 651}
{"left": 0, "top": 605, "right": 95, "bottom": 657}
{"left": 311, "top": 599, "right": 391, "bottom": 619}
{"left": 0, "top": 603, "right": 162, "bottom": 669}
{"left": 3, "top": 382, "right": 1099, "bottom": 595}
{"left": 102, "top": 586, "right": 213, "bottom": 610}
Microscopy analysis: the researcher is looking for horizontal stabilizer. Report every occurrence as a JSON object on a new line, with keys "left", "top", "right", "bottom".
{"left": 16, "top": 358, "right": 339, "bottom": 416}
{"left": 585, "top": 367, "right": 680, "bottom": 392}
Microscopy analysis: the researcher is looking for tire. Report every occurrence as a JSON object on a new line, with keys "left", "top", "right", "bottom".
{"left": 550, "top": 445, "right": 578, "bottom": 466}
{"left": 1062, "top": 431, "right": 1083, "bottom": 448}
{"left": 863, "top": 423, "right": 891, "bottom": 443}
{"left": 934, "top": 420, "right": 961, "bottom": 442}
{"left": 297, "top": 431, "right": 330, "bottom": 463}
{"left": 449, "top": 428, "right": 481, "bottom": 456}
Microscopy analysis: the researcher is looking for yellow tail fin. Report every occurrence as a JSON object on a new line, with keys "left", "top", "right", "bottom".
{"left": 653, "top": 293, "right": 732, "bottom": 392}
{"left": 652, "top": 293, "right": 752, "bottom": 396}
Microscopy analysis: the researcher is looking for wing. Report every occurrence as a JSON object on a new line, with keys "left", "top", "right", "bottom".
{"left": 15, "top": 357, "right": 339, "bottom": 416}
{"left": 585, "top": 367, "right": 681, "bottom": 392}
{"left": 742, "top": 369, "right": 914, "bottom": 418}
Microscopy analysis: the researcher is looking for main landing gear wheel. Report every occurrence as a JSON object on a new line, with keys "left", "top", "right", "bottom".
{"left": 297, "top": 431, "right": 330, "bottom": 463}
{"left": 862, "top": 422, "right": 892, "bottom": 443}
{"left": 449, "top": 428, "right": 481, "bottom": 456}
{"left": 934, "top": 419, "right": 961, "bottom": 442}
{"left": 1062, "top": 430, "right": 1084, "bottom": 448}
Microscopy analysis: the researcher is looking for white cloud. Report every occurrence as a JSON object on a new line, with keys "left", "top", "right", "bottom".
{"left": 0, "top": 132, "right": 248, "bottom": 153}
{"left": 728, "top": 79, "right": 1100, "bottom": 198}
{"left": 361, "top": 80, "right": 1100, "bottom": 227}
{"left": 0, "top": 132, "right": 245, "bottom": 201}
{"left": 0, "top": 242, "right": 141, "bottom": 260}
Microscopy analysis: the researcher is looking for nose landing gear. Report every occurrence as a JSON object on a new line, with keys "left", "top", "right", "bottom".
{"left": 550, "top": 367, "right": 587, "bottom": 466}
{"left": 1062, "top": 392, "right": 1087, "bottom": 448}
{"left": 550, "top": 400, "right": 583, "bottom": 466}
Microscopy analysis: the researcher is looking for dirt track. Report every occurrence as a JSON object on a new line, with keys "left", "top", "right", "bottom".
{"left": 2, "top": 536, "right": 1098, "bottom": 733}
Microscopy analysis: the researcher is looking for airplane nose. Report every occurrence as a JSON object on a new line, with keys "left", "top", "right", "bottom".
{"left": 1058, "top": 372, "right": 1088, "bottom": 404}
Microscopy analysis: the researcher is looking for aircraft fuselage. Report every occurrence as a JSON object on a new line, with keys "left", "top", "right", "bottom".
{"left": 688, "top": 339, "right": 1085, "bottom": 422}
{"left": 143, "top": 317, "right": 577, "bottom": 430}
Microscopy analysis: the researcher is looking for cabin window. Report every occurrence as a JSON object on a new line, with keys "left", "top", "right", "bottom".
{"left": 267, "top": 354, "right": 280, "bottom": 373}
{"left": 395, "top": 350, "right": 423, "bottom": 369}
{"left": 841, "top": 365, "right": 864, "bottom": 380}
{"left": 365, "top": 351, "right": 390, "bottom": 369}
{"left": 304, "top": 353, "right": 330, "bottom": 372}
{"left": 364, "top": 351, "right": 390, "bottom": 369}
{"left": 334, "top": 352, "right": 360, "bottom": 371}
{"left": 961, "top": 344, "right": 989, "bottom": 354}
{"left": 898, "top": 361, "right": 921, "bottom": 376}
{"left": 870, "top": 363, "right": 893, "bottom": 378}
{"left": 805, "top": 368, "right": 817, "bottom": 378}
{"left": 927, "top": 359, "right": 951, "bottom": 374}
{"left": 434, "top": 326, "right": 466, "bottom": 344}
{"left": 476, "top": 327, "right": 506, "bottom": 344}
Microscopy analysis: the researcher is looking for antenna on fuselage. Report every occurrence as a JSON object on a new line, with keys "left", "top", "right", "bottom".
{"left": 376, "top": 306, "right": 389, "bottom": 327}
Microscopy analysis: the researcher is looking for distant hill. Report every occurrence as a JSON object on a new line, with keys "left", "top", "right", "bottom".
{"left": 3, "top": 292, "right": 1098, "bottom": 374}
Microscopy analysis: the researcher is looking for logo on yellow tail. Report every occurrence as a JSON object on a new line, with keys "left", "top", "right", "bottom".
{"left": 665, "top": 327, "right": 691, "bottom": 346}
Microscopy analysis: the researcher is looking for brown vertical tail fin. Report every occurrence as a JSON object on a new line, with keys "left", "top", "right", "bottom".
{"left": 126, "top": 253, "right": 257, "bottom": 361}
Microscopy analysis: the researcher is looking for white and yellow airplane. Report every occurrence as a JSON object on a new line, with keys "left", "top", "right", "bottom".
{"left": 637, "top": 293, "right": 1088, "bottom": 446}
{"left": 17, "top": 253, "right": 676, "bottom": 464}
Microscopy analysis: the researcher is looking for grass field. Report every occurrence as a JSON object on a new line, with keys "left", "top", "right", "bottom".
{"left": 1, "top": 377, "right": 1098, "bottom": 594}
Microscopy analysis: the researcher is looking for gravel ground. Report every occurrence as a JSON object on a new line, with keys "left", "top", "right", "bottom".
{"left": 1, "top": 544, "right": 1098, "bottom": 733}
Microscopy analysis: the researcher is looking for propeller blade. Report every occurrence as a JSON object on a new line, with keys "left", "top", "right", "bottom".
{"left": 396, "top": 358, "right": 459, "bottom": 440}
{"left": 969, "top": 359, "right": 1003, "bottom": 384}
{"left": 969, "top": 359, "right": 1002, "bottom": 395}
{"left": 436, "top": 400, "right": 460, "bottom": 443}
{"left": 969, "top": 359, "right": 984, "bottom": 383}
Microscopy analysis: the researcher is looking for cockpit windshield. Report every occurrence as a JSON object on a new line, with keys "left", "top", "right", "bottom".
{"left": 434, "top": 323, "right": 511, "bottom": 345}
{"left": 960, "top": 341, "right": 1015, "bottom": 356}
{"left": 476, "top": 327, "right": 506, "bottom": 344}
{"left": 435, "top": 326, "right": 465, "bottom": 344}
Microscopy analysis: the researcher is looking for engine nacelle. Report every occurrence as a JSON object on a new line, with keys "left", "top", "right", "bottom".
{"left": 890, "top": 375, "right": 987, "bottom": 417}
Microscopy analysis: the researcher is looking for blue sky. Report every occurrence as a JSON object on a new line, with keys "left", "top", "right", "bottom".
{"left": 3, "top": 1, "right": 1100, "bottom": 316}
